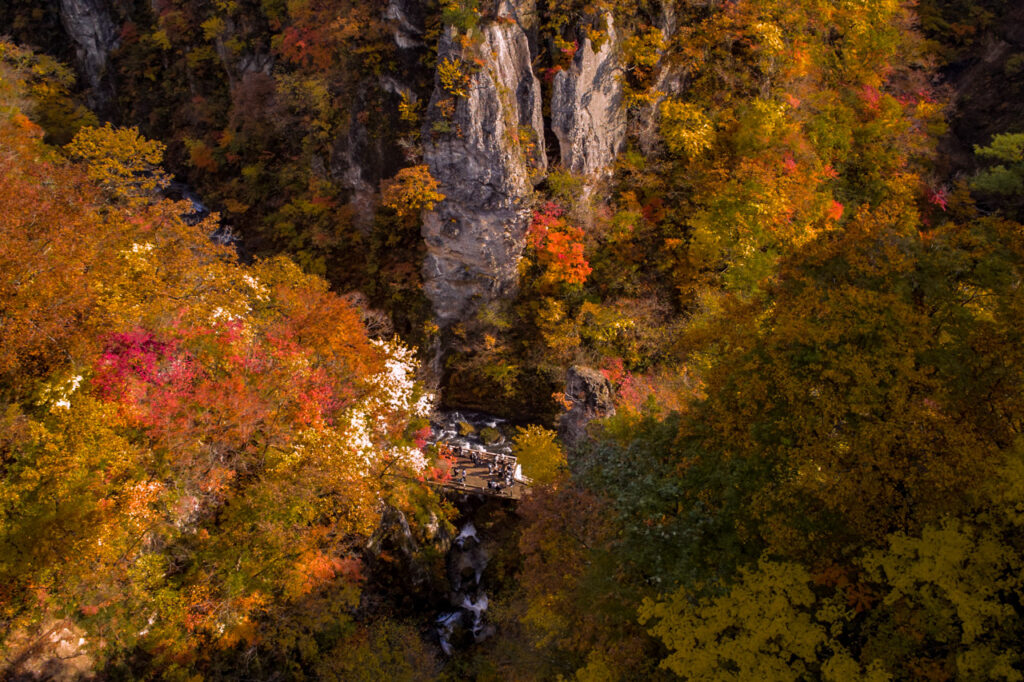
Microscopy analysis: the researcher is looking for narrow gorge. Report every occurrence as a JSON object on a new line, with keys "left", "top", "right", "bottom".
{"left": 3, "top": 0, "right": 1024, "bottom": 678}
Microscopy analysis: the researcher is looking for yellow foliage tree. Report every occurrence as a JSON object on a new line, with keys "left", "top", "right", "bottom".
{"left": 642, "top": 513, "right": 1024, "bottom": 681}
{"left": 659, "top": 100, "right": 715, "bottom": 158}
{"left": 380, "top": 164, "right": 445, "bottom": 223}
{"left": 64, "top": 123, "right": 169, "bottom": 203}
{"left": 858, "top": 518, "right": 1024, "bottom": 679}
{"left": 513, "top": 425, "right": 565, "bottom": 484}
{"left": 640, "top": 559, "right": 890, "bottom": 681}
{"left": 437, "top": 57, "right": 471, "bottom": 98}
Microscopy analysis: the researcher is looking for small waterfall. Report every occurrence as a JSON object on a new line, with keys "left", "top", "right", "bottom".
{"left": 436, "top": 520, "right": 495, "bottom": 655}
{"left": 428, "top": 409, "right": 519, "bottom": 655}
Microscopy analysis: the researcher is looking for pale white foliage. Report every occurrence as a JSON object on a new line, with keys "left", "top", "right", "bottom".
{"left": 120, "top": 242, "right": 156, "bottom": 267}
{"left": 343, "top": 409, "right": 375, "bottom": 462}
{"left": 242, "top": 274, "right": 269, "bottom": 301}
{"left": 210, "top": 306, "right": 244, "bottom": 322}
{"left": 335, "top": 339, "right": 434, "bottom": 472}
{"left": 37, "top": 374, "right": 84, "bottom": 412}
{"left": 414, "top": 393, "right": 434, "bottom": 418}
{"left": 369, "top": 339, "right": 420, "bottom": 412}
{"left": 390, "top": 445, "right": 428, "bottom": 471}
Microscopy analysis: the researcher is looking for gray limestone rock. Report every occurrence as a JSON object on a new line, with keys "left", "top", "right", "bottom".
{"left": 635, "top": 6, "right": 688, "bottom": 155}
{"left": 386, "top": 0, "right": 426, "bottom": 50}
{"left": 421, "top": 17, "right": 546, "bottom": 325}
{"left": 57, "top": 0, "right": 118, "bottom": 112}
{"left": 550, "top": 14, "right": 626, "bottom": 178}
{"left": 365, "top": 506, "right": 432, "bottom": 589}
{"left": 558, "top": 365, "right": 615, "bottom": 449}
{"left": 236, "top": 51, "right": 274, "bottom": 76}
{"left": 330, "top": 79, "right": 413, "bottom": 231}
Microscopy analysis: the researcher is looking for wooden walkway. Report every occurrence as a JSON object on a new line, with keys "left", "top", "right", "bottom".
{"left": 427, "top": 443, "right": 530, "bottom": 500}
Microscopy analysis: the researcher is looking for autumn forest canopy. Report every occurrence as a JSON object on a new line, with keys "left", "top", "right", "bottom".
{"left": 2, "top": 0, "right": 1024, "bottom": 679}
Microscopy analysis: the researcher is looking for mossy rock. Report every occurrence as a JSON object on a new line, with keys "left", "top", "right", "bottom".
{"left": 458, "top": 421, "right": 476, "bottom": 436}
{"left": 480, "top": 427, "right": 501, "bottom": 445}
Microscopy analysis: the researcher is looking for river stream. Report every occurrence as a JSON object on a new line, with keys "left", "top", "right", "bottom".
{"left": 428, "top": 410, "right": 516, "bottom": 655}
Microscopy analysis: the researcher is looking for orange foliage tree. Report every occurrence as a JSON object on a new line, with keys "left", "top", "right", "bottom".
{"left": 527, "top": 201, "right": 592, "bottom": 288}
{"left": 0, "top": 84, "right": 441, "bottom": 675}
{"left": 380, "top": 164, "right": 445, "bottom": 224}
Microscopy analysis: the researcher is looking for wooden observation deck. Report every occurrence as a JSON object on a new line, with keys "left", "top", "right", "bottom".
{"left": 426, "top": 442, "right": 531, "bottom": 500}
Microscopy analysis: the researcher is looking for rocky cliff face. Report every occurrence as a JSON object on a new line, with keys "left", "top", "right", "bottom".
{"left": 550, "top": 14, "right": 626, "bottom": 179}
{"left": 331, "top": 77, "right": 414, "bottom": 231}
{"left": 636, "top": 5, "right": 686, "bottom": 156}
{"left": 386, "top": 0, "right": 427, "bottom": 50}
{"left": 938, "top": 3, "right": 1024, "bottom": 174}
{"left": 56, "top": 0, "right": 118, "bottom": 112}
{"left": 330, "top": 0, "right": 428, "bottom": 231}
{"left": 558, "top": 365, "right": 615, "bottom": 449}
{"left": 364, "top": 506, "right": 436, "bottom": 590}
{"left": 421, "top": 8, "right": 546, "bottom": 325}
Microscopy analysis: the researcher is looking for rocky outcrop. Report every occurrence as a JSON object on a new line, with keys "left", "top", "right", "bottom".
{"left": 558, "top": 365, "right": 615, "bottom": 449}
{"left": 499, "top": 0, "right": 539, "bottom": 53}
{"left": 236, "top": 51, "right": 274, "bottom": 76}
{"left": 551, "top": 14, "right": 626, "bottom": 178}
{"left": 386, "top": 0, "right": 426, "bottom": 50}
{"left": 342, "top": 291, "right": 395, "bottom": 339}
{"left": 57, "top": 0, "right": 118, "bottom": 112}
{"left": 331, "top": 78, "right": 414, "bottom": 231}
{"left": 938, "top": 2, "right": 1024, "bottom": 174}
{"left": 421, "top": 10, "right": 546, "bottom": 325}
{"left": 635, "top": 5, "right": 687, "bottom": 156}
{"left": 2, "top": 618, "right": 94, "bottom": 681}
{"left": 364, "top": 506, "right": 433, "bottom": 590}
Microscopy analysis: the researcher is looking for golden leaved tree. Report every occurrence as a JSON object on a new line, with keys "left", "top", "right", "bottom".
{"left": 0, "top": 75, "right": 440, "bottom": 676}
